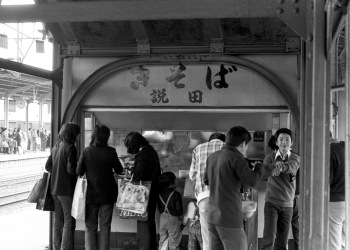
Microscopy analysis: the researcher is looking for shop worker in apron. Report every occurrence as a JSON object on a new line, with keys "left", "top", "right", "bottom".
{"left": 158, "top": 172, "right": 183, "bottom": 250}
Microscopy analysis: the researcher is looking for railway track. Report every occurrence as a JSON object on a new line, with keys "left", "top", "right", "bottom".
{"left": 0, "top": 174, "right": 43, "bottom": 187}
{"left": 0, "top": 175, "right": 42, "bottom": 206}
{"left": 0, "top": 191, "right": 31, "bottom": 206}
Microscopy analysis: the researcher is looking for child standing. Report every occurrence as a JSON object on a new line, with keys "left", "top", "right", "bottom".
{"left": 181, "top": 200, "right": 203, "bottom": 250}
{"left": 158, "top": 172, "right": 183, "bottom": 250}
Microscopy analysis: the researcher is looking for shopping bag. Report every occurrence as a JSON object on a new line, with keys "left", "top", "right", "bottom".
{"left": 183, "top": 177, "right": 196, "bottom": 199}
{"left": 119, "top": 209, "right": 148, "bottom": 221}
{"left": 36, "top": 172, "right": 54, "bottom": 211}
{"left": 160, "top": 237, "right": 169, "bottom": 250}
{"left": 71, "top": 176, "right": 87, "bottom": 220}
{"left": 116, "top": 176, "right": 151, "bottom": 214}
{"left": 27, "top": 173, "right": 46, "bottom": 203}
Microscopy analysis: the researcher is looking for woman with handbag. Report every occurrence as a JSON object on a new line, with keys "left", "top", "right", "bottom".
{"left": 45, "top": 122, "right": 81, "bottom": 250}
{"left": 77, "top": 125, "right": 123, "bottom": 250}
{"left": 124, "top": 132, "right": 161, "bottom": 250}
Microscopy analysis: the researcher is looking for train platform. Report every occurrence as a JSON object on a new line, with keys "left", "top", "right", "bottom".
{"left": 0, "top": 150, "right": 50, "bottom": 162}
{"left": 0, "top": 150, "right": 51, "bottom": 250}
{"left": 0, "top": 202, "right": 50, "bottom": 250}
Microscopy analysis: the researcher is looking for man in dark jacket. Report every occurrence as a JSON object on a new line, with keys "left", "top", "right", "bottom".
{"left": 204, "top": 126, "right": 262, "bottom": 250}
{"left": 329, "top": 137, "right": 345, "bottom": 250}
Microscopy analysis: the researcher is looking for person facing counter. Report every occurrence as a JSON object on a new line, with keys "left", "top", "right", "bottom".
{"left": 204, "top": 126, "right": 263, "bottom": 250}
{"left": 77, "top": 124, "right": 123, "bottom": 250}
{"left": 124, "top": 132, "right": 161, "bottom": 250}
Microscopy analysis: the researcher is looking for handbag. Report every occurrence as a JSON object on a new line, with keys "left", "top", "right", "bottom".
{"left": 116, "top": 175, "right": 152, "bottom": 215}
{"left": 36, "top": 172, "right": 54, "bottom": 211}
{"left": 27, "top": 173, "right": 47, "bottom": 203}
{"left": 71, "top": 176, "right": 87, "bottom": 220}
{"left": 183, "top": 177, "right": 196, "bottom": 199}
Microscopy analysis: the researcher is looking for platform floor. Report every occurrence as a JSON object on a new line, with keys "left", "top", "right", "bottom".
{"left": 0, "top": 150, "right": 50, "bottom": 162}
{"left": 0, "top": 151, "right": 51, "bottom": 250}
{"left": 0, "top": 202, "right": 50, "bottom": 250}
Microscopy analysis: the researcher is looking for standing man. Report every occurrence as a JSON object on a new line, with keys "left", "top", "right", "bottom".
{"left": 27, "top": 128, "right": 32, "bottom": 152}
{"left": 189, "top": 132, "right": 225, "bottom": 250}
{"left": 204, "top": 126, "right": 262, "bottom": 250}
{"left": 31, "top": 129, "right": 37, "bottom": 152}
{"left": 40, "top": 128, "right": 47, "bottom": 151}
{"left": 329, "top": 135, "right": 345, "bottom": 250}
{"left": 261, "top": 128, "right": 300, "bottom": 250}
{"left": 271, "top": 134, "right": 300, "bottom": 250}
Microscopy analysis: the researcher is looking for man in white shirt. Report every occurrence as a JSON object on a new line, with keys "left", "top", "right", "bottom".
{"left": 189, "top": 133, "right": 225, "bottom": 250}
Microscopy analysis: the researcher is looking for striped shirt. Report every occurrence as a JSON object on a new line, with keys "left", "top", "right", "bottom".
{"left": 189, "top": 139, "right": 224, "bottom": 203}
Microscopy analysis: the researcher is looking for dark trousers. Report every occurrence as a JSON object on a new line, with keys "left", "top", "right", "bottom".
{"left": 137, "top": 192, "right": 157, "bottom": 250}
{"left": 291, "top": 197, "right": 299, "bottom": 250}
{"left": 188, "top": 221, "right": 203, "bottom": 250}
{"left": 85, "top": 204, "right": 114, "bottom": 250}
{"left": 52, "top": 195, "right": 75, "bottom": 250}
{"left": 261, "top": 202, "right": 293, "bottom": 250}
{"left": 208, "top": 223, "right": 247, "bottom": 250}
{"left": 274, "top": 197, "right": 299, "bottom": 250}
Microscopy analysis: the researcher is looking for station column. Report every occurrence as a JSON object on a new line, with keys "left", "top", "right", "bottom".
{"left": 4, "top": 94, "right": 9, "bottom": 128}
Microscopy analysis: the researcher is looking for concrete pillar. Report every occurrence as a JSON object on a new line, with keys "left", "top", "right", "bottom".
{"left": 62, "top": 57, "right": 73, "bottom": 119}
{"left": 345, "top": 7, "right": 350, "bottom": 248}
{"left": 4, "top": 94, "right": 8, "bottom": 128}
{"left": 300, "top": 0, "right": 330, "bottom": 249}
{"left": 49, "top": 41, "right": 62, "bottom": 250}
{"left": 25, "top": 101, "right": 29, "bottom": 131}
{"left": 39, "top": 101, "right": 43, "bottom": 128}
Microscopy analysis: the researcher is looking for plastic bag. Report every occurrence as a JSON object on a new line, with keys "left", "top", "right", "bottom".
{"left": 71, "top": 176, "right": 87, "bottom": 220}
{"left": 116, "top": 176, "right": 151, "bottom": 214}
{"left": 183, "top": 177, "right": 196, "bottom": 199}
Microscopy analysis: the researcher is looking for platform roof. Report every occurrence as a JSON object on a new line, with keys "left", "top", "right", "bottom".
{"left": 0, "top": 68, "right": 51, "bottom": 103}
{"left": 0, "top": 0, "right": 310, "bottom": 103}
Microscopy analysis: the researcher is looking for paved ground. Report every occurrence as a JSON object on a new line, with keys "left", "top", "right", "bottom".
{"left": 0, "top": 201, "right": 50, "bottom": 250}
{"left": 0, "top": 151, "right": 51, "bottom": 250}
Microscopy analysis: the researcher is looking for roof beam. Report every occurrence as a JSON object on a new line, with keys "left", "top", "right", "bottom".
{"left": 0, "top": 0, "right": 276, "bottom": 23}
{"left": 0, "top": 58, "right": 52, "bottom": 80}
{"left": 46, "top": 0, "right": 77, "bottom": 42}
{"left": 261, "top": 0, "right": 306, "bottom": 40}
{"left": 4, "top": 82, "right": 51, "bottom": 95}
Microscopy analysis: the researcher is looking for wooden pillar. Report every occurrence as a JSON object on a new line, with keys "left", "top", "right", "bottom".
{"left": 301, "top": 1, "right": 330, "bottom": 249}
{"left": 345, "top": 6, "right": 350, "bottom": 248}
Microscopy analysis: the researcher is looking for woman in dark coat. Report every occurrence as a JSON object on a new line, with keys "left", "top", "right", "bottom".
{"left": 45, "top": 122, "right": 80, "bottom": 250}
{"left": 124, "top": 132, "right": 161, "bottom": 250}
{"left": 77, "top": 125, "right": 123, "bottom": 250}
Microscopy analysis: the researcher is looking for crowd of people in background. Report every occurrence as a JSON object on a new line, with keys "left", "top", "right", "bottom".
{"left": 0, "top": 127, "right": 50, "bottom": 154}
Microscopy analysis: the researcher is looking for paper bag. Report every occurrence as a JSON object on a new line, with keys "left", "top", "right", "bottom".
{"left": 27, "top": 173, "right": 47, "bottom": 203}
{"left": 36, "top": 172, "right": 54, "bottom": 211}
